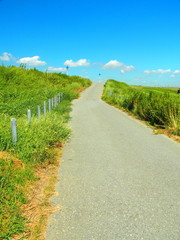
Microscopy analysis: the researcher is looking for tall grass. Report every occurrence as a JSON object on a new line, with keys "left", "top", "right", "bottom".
{"left": 0, "top": 66, "right": 90, "bottom": 117}
{"left": 103, "top": 79, "right": 180, "bottom": 136}
{"left": 0, "top": 65, "right": 91, "bottom": 238}
{"left": 0, "top": 158, "right": 33, "bottom": 239}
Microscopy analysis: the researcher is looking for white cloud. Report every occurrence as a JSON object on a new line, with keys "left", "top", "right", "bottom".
{"left": 174, "top": 70, "right": 180, "bottom": 74}
{"left": 0, "top": 52, "right": 13, "bottom": 61}
{"left": 170, "top": 70, "right": 180, "bottom": 78}
{"left": 144, "top": 70, "right": 151, "bottom": 74}
{"left": 170, "top": 74, "right": 175, "bottom": 78}
{"left": 102, "top": 60, "right": 135, "bottom": 74}
{"left": 103, "top": 60, "right": 123, "bottom": 69}
{"left": 144, "top": 69, "right": 171, "bottom": 74}
{"left": 16, "top": 56, "right": 46, "bottom": 66}
{"left": 47, "top": 66, "right": 67, "bottom": 72}
{"left": 64, "top": 59, "right": 90, "bottom": 67}
{"left": 120, "top": 65, "right": 135, "bottom": 73}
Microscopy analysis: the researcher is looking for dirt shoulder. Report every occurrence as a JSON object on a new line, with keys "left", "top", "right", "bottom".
{"left": 13, "top": 144, "right": 63, "bottom": 240}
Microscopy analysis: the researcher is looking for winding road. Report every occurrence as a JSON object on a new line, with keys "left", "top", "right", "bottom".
{"left": 46, "top": 83, "right": 180, "bottom": 240}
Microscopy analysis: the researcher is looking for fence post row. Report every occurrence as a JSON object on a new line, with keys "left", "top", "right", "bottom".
{"left": 53, "top": 97, "right": 56, "bottom": 107}
{"left": 11, "top": 92, "right": 63, "bottom": 143}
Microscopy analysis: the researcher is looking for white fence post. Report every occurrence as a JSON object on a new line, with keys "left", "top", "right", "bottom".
{"left": 37, "top": 105, "right": 41, "bottom": 119}
{"left": 54, "top": 96, "right": 57, "bottom": 106}
{"left": 51, "top": 98, "right": 54, "bottom": 108}
{"left": 27, "top": 109, "right": 31, "bottom": 123}
{"left": 44, "top": 101, "right": 46, "bottom": 116}
{"left": 58, "top": 93, "right": 61, "bottom": 103}
{"left": 48, "top": 99, "right": 51, "bottom": 112}
{"left": 11, "top": 118, "right": 17, "bottom": 143}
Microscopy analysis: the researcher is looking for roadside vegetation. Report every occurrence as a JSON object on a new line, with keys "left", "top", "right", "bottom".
{"left": 0, "top": 65, "right": 91, "bottom": 239}
{"left": 102, "top": 79, "right": 180, "bottom": 137}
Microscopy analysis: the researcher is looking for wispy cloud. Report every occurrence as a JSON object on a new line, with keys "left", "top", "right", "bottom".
{"left": 64, "top": 59, "right": 90, "bottom": 67}
{"left": 47, "top": 66, "right": 67, "bottom": 72}
{"left": 102, "top": 60, "right": 135, "bottom": 74}
{"left": 173, "top": 70, "right": 180, "bottom": 74}
{"left": 170, "top": 70, "right": 180, "bottom": 78}
{"left": 170, "top": 74, "right": 175, "bottom": 78}
{"left": 144, "top": 69, "right": 171, "bottom": 74}
{"left": 16, "top": 56, "right": 46, "bottom": 66}
{"left": 0, "top": 52, "right": 13, "bottom": 61}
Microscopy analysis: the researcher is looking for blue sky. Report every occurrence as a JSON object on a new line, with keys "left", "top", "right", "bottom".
{"left": 0, "top": 0, "right": 180, "bottom": 86}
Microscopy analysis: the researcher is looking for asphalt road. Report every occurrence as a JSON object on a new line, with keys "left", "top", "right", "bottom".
{"left": 46, "top": 83, "right": 180, "bottom": 240}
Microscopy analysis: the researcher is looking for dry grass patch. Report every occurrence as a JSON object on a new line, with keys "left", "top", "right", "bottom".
{"left": 12, "top": 145, "right": 63, "bottom": 240}
{"left": 153, "top": 129, "right": 180, "bottom": 143}
{"left": 0, "top": 151, "right": 24, "bottom": 169}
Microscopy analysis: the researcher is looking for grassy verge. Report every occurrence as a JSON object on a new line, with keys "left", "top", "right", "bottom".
{"left": 13, "top": 144, "right": 63, "bottom": 240}
{"left": 102, "top": 79, "right": 180, "bottom": 138}
{"left": 0, "top": 153, "right": 30, "bottom": 239}
{"left": 0, "top": 66, "right": 91, "bottom": 239}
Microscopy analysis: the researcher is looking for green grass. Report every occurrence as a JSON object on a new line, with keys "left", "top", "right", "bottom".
{"left": 132, "top": 85, "right": 179, "bottom": 95}
{"left": 0, "top": 65, "right": 91, "bottom": 239}
{"left": 0, "top": 66, "right": 90, "bottom": 117}
{"left": 102, "top": 79, "right": 180, "bottom": 136}
{"left": 0, "top": 159, "right": 32, "bottom": 239}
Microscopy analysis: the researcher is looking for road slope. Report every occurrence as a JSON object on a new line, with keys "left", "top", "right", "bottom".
{"left": 46, "top": 83, "right": 180, "bottom": 240}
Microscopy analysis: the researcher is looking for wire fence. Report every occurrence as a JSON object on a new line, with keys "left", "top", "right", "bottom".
{"left": 11, "top": 92, "right": 63, "bottom": 144}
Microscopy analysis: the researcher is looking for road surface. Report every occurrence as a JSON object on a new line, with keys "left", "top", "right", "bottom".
{"left": 46, "top": 83, "right": 180, "bottom": 240}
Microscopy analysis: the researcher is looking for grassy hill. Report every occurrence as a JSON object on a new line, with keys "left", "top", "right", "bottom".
{"left": 103, "top": 79, "right": 180, "bottom": 136}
